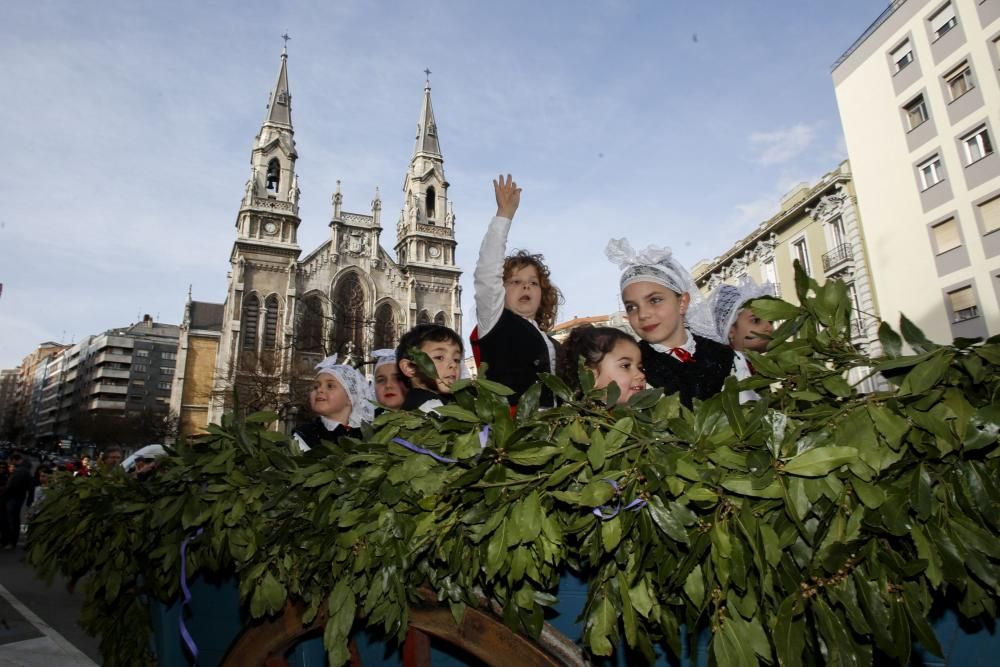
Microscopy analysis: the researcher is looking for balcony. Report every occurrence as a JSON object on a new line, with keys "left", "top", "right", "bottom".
{"left": 89, "top": 382, "right": 128, "bottom": 395}
{"left": 95, "top": 367, "right": 130, "bottom": 380}
{"left": 822, "top": 243, "right": 853, "bottom": 273}
{"left": 850, "top": 317, "right": 869, "bottom": 340}
{"left": 88, "top": 398, "right": 126, "bottom": 411}
{"left": 95, "top": 351, "right": 132, "bottom": 365}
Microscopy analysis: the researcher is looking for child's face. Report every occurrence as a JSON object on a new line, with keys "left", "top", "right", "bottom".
{"left": 593, "top": 339, "right": 647, "bottom": 403}
{"left": 374, "top": 364, "right": 406, "bottom": 409}
{"left": 418, "top": 339, "right": 463, "bottom": 394}
{"left": 730, "top": 307, "right": 773, "bottom": 352}
{"left": 622, "top": 281, "right": 689, "bottom": 347}
{"left": 310, "top": 373, "right": 352, "bottom": 421}
{"left": 504, "top": 263, "right": 542, "bottom": 320}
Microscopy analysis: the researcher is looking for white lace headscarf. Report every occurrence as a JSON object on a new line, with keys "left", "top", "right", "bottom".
{"left": 314, "top": 354, "right": 375, "bottom": 427}
{"left": 372, "top": 349, "right": 397, "bottom": 371}
{"left": 708, "top": 278, "right": 777, "bottom": 345}
{"left": 605, "top": 238, "right": 716, "bottom": 340}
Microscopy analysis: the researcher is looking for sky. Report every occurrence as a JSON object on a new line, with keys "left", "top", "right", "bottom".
{"left": 0, "top": 0, "right": 885, "bottom": 369}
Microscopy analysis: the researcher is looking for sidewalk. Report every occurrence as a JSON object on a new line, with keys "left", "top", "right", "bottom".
{"left": 0, "top": 582, "right": 98, "bottom": 667}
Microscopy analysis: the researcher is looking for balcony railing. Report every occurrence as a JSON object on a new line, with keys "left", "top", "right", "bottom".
{"left": 850, "top": 317, "right": 869, "bottom": 340}
{"left": 822, "top": 243, "right": 853, "bottom": 272}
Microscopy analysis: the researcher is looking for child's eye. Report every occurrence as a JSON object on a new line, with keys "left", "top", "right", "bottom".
{"left": 624, "top": 304, "right": 636, "bottom": 313}
{"left": 649, "top": 297, "right": 662, "bottom": 305}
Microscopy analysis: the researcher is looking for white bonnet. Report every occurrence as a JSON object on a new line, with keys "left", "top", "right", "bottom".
{"left": 314, "top": 354, "right": 375, "bottom": 427}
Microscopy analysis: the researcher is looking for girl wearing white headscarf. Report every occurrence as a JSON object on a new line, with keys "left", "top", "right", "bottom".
{"left": 292, "top": 355, "right": 375, "bottom": 452}
{"left": 371, "top": 349, "right": 407, "bottom": 411}
{"left": 708, "top": 278, "right": 776, "bottom": 404}
{"left": 605, "top": 238, "right": 734, "bottom": 408}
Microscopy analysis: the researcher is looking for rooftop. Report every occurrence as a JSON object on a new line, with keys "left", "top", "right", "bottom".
{"left": 832, "top": 1, "right": 907, "bottom": 71}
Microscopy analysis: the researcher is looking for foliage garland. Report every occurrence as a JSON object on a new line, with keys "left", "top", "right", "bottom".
{"left": 27, "top": 268, "right": 1000, "bottom": 666}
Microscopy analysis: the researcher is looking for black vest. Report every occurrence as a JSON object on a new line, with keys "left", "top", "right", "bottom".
{"left": 292, "top": 419, "right": 351, "bottom": 451}
{"left": 639, "top": 335, "right": 734, "bottom": 408}
{"left": 474, "top": 309, "right": 560, "bottom": 406}
{"left": 400, "top": 387, "right": 454, "bottom": 411}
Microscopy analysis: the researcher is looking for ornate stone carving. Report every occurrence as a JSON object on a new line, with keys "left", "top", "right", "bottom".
{"left": 417, "top": 223, "right": 452, "bottom": 238}
{"left": 809, "top": 187, "right": 848, "bottom": 222}
{"left": 340, "top": 231, "right": 370, "bottom": 256}
{"left": 252, "top": 197, "right": 294, "bottom": 212}
{"left": 343, "top": 212, "right": 374, "bottom": 226}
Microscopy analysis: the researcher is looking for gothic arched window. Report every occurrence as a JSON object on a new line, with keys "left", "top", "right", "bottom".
{"left": 241, "top": 294, "right": 260, "bottom": 351}
{"left": 417, "top": 310, "right": 430, "bottom": 325}
{"left": 266, "top": 159, "right": 280, "bottom": 193}
{"left": 263, "top": 295, "right": 280, "bottom": 349}
{"left": 298, "top": 295, "right": 324, "bottom": 353}
{"left": 373, "top": 303, "right": 398, "bottom": 350}
{"left": 426, "top": 186, "right": 436, "bottom": 222}
{"left": 333, "top": 274, "right": 366, "bottom": 358}
{"left": 434, "top": 311, "right": 446, "bottom": 327}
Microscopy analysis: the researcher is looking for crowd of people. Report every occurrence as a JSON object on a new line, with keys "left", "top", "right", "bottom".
{"left": 291, "top": 174, "right": 777, "bottom": 451}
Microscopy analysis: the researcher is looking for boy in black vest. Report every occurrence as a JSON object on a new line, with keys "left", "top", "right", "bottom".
{"left": 396, "top": 324, "right": 464, "bottom": 412}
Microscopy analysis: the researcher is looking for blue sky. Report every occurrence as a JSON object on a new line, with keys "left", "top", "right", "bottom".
{"left": 0, "top": 0, "right": 882, "bottom": 368}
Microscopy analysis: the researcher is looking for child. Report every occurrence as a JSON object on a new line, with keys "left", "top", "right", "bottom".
{"left": 557, "top": 326, "right": 647, "bottom": 403}
{"left": 372, "top": 348, "right": 407, "bottom": 411}
{"left": 396, "top": 323, "right": 464, "bottom": 412}
{"left": 605, "top": 238, "right": 733, "bottom": 407}
{"left": 709, "top": 279, "right": 776, "bottom": 403}
{"left": 292, "top": 355, "right": 374, "bottom": 452}
{"left": 471, "top": 174, "right": 563, "bottom": 406}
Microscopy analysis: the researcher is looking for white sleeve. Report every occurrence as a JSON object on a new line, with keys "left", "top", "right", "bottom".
{"left": 474, "top": 216, "right": 512, "bottom": 336}
{"left": 292, "top": 433, "right": 311, "bottom": 453}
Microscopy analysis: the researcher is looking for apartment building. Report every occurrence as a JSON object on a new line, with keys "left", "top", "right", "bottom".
{"left": 833, "top": 0, "right": 1000, "bottom": 342}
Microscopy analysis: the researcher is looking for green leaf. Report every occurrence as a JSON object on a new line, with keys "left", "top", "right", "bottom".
{"left": 750, "top": 298, "right": 801, "bottom": 322}
{"left": 647, "top": 496, "right": 690, "bottom": 544}
{"left": 432, "top": 405, "right": 481, "bottom": 422}
{"left": 899, "top": 314, "right": 938, "bottom": 354}
{"left": 579, "top": 479, "right": 616, "bottom": 507}
{"left": 683, "top": 564, "right": 705, "bottom": 608}
{"left": 774, "top": 594, "right": 805, "bottom": 666}
{"left": 507, "top": 446, "right": 561, "bottom": 467}
{"left": 476, "top": 378, "right": 516, "bottom": 396}
{"left": 588, "top": 431, "right": 607, "bottom": 471}
{"left": 878, "top": 321, "right": 903, "bottom": 357}
{"left": 781, "top": 446, "right": 857, "bottom": 477}
{"left": 721, "top": 475, "right": 784, "bottom": 498}
{"left": 601, "top": 516, "right": 622, "bottom": 552}
{"left": 617, "top": 571, "right": 638, "bottom": 647}
{"left": 900, "top": 352, "right": 953, "bottom": 395}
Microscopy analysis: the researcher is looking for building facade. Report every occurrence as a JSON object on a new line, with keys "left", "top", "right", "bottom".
{"left": 833, "top": 0, "right": 1000, "bottom": 343}
{"left": 14, "top": 317, "right": 179, "bottom": 446}
{"left": 691, "top": 162, "right": 884, "bottom": 368}
{"left": 169, "top": 47, "right": 463, "bottom": 432}
{"left": 0, "top": 368, "right": 19, "bottom": 440}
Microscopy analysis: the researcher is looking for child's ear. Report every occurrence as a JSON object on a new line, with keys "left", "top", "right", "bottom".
{"left": 678, "top": 291, "right": 691, "bottom": 315}
{"left": 398, "top": 359, "right": 419, "bottom": 379}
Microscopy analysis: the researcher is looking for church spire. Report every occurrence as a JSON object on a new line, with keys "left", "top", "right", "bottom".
{"left": 412, "top": 69, "right": 440, "bottom": 158}
{"left": 264, "top": 37, "right": 292, "bottom": 129}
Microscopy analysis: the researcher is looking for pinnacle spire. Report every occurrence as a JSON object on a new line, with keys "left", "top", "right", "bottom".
{"left": 264, "top": 41, "right": 292, "bottom": 128}
{"left": 413, "top": 70, "right": 441, "bottom": 157}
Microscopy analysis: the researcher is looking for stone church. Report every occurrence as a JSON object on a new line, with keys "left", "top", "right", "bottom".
{"left": 169, "top": 47, "right": 462, "bottom": 435}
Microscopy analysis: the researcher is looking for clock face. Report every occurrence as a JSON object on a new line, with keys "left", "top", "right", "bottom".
{"left": 428, "top": 245, "right": 441, "bottom": 258}
{"left": 263, "top": 221, "right": 278, "bottom": 235}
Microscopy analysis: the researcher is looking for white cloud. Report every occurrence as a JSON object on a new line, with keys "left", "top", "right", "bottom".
{"left": 749, "top": 123, "right": 817, "bottom": 165}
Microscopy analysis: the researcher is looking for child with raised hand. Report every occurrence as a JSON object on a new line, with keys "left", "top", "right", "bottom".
{"left": 557, "top": 325, "right": 647, "bottom": 404}
{"left": 292, "top": 355, "right": 375, "bottom": 453}
{"left": 396, "top": 323, "right": 464, "bottom": 412}
{"left": 472, "top": 174, "right": 563, "bottom": 407}
{"left": 708, "top": 278, "right": 776, "bottom": 403}
{"left": 605, "top": 238, "right": 733, "bottom": 407}
{"left": 371, "top": 348, "right": 407, "bottom": 411}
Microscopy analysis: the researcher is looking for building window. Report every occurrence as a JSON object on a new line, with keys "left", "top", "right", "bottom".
{"left": 263, "top": 295, "right": 280, "bottom": 349}
{"left": 918, "top": 155, "right": 944, "bottom": 189}
{"left": 266, "top": 158, "right": 281, "bottom": 193}
{"left": 904, "top": 95, "right": 929, "bottom": 131}
{"left": 158, "top": 381, "right": 171, "bottom": 390}
{"left": 980, "top": 196, "right": 1000, "bottom": 235}
{"left": 241, "top": 294, "right": 260, "bottom": 351}
{"left": 161, "top": 352, "right": 177, "bottom": 360}
{"left": 160, "top": 367, "right": 175, "bottom": 376}
{"left": 135, "top": 349, "right": 150, "bottom": 358}
{"left": 132, "top": 379, "right": 146, "bottom": 387}
{"left": 947, "top": 286, "right": 979, "bottom": 322}
{"left": 945, "top": 62, "right": 974, "bottom": 101}
{"left": 961, "top": 126, "right": 993, "bottom": 165}
{"left": 930, "top": 3, "right": 957, "bottom": 41}
{"left": 931, "top": 218, "right": 962, "bottom": 253}
{"left": 792, "top": 238, "right": 811, "bottom": 276}
{"left": 133, "top": 363, "right": 148, "bottom": 374}
{"left": 426, "top": 185, "right": 436, "bottom": 221}
{"left": 890, "top": 40, "right": 914, "bottom": 72}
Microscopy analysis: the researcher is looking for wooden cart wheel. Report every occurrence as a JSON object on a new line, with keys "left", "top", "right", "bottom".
{"left": 222, "top": 589, "right": 586, "bottom": 667}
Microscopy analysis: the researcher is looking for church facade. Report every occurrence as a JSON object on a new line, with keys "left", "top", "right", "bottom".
{"left": 170, "top": 47, "right": 462, "bottom": 434}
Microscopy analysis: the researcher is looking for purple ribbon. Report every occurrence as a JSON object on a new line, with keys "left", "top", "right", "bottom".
{"left": 592, "top": 479, "right": 648, "bottom": 520}
{"left": 391, "top": 437, "right": 457, "bottom": 463}
{"left": 179, "top": 527, "right": 204, "bottom": 660}
{"left": 479, "top": 425, "right": 490, "bottom": 449}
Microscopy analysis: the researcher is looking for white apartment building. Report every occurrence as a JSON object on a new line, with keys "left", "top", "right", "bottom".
{"left": 833, "top": 0, "right": 1000, "bottom": 343}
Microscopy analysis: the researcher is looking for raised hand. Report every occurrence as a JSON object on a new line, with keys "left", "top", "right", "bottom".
{"left": 493, "top": 173, "right": 522, "bottom": 220}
